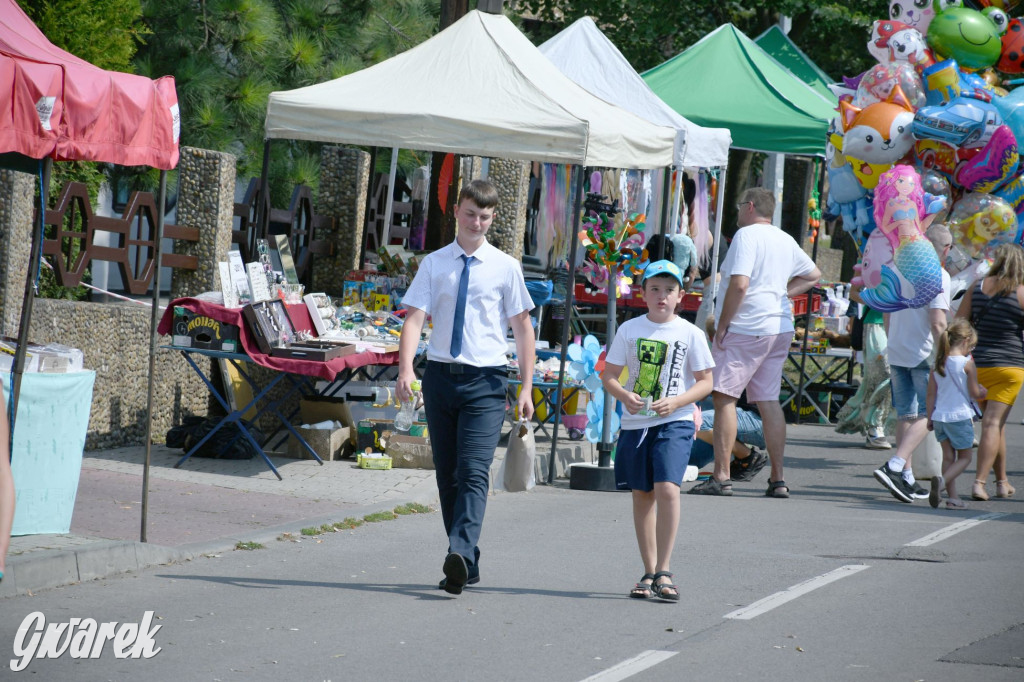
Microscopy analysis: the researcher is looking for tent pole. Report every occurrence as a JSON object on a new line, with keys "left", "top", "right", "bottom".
{"left": 381, "top": 147, "right": 399, "bottom": 247}
{"left": 9, "top": 157, "right": 52, "bottom": 443}
{"left": 547, "top": 164, "right": 584, "bottom": 485}
{"left": 707, "top": 165, "right": 728, "bottom": 308}
{"left": 669, "top": 166, "right": 683, "bottom": 243}
{"left": 656, "top": 166, "right": 672, "bottom": 258}
{"left": 141, "top": 169, "right": 168, "bottom": 543}
{"left": 254, "top": 139, "right": 272, "bottom": 257}
{"left": 794, "top": 158, "right": 827, "bottom": 425}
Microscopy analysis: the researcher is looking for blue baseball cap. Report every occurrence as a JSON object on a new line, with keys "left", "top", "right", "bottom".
{"left": 642, "top": 259, "right": 684, "bottom": 287}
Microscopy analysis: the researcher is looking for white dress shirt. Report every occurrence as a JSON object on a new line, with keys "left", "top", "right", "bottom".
{"left": 401, "top": 240, "right": 533, "bottom": 367}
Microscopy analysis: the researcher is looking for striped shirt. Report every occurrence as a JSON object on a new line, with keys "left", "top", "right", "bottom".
{"left": 970, "top": 283, "right": 1024, "bottom": 368}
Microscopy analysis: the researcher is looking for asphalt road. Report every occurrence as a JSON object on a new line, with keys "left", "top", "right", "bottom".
{"left": 1, "top": 437, "right": 1022, "bottom": 681}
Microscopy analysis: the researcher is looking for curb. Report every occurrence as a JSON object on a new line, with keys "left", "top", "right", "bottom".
{"left": 0, "top": 489, "right": 441, "bottom": 599}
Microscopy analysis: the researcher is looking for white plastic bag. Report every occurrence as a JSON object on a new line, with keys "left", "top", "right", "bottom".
{"left": 502, "top": 419, "right": 536, "bottom": 492}
{"left": 912, "top": 429, "right": 943, "bottom": 479}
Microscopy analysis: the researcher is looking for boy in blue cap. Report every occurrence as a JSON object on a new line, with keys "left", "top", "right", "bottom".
{"left": 602, "top": 260, "right": 714, "bottom": 601}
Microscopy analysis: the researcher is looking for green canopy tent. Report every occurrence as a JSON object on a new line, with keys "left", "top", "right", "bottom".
{"left": 642, "top": 24, "right": 839, "bottom": 424}
{"left": 755, "top": 25, "right": 837, "bottom": 105}
{"left": 642, "top": 24, "right": 836, "bottom": 155}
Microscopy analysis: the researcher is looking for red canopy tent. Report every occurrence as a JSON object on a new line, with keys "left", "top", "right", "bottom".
{"left": 0, "top": 0, "right": 179, "bottom": 169}
{"left": 1, "top": 0, "right": 179, "bottom": 541}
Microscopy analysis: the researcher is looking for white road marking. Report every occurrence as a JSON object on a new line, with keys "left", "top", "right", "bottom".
{"left": 904, "top": 512, "right": 1009, "bottom": 547}
{"left": 723, "top": 564, "right": 869, "bottom": 620}
{"left": 579, "top": 650, "right": 678, "bottom": 682}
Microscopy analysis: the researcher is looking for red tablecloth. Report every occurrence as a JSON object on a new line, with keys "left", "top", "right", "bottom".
{"left": 158, "top": 298, "right": 398, "bottom": 381}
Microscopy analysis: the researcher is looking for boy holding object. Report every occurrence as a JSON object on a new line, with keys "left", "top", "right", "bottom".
{"left": 602, "top": 260, "right": 714, "bottom": 601}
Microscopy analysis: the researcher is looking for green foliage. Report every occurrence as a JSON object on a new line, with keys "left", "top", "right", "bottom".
{"left": 235, "top": 540, "right": 265, "bottom": 550}
{"left": 518, "top": 0, "right": 888, "bottom": 78}
{"left": 135, "top": 0, "right": 439, "bottom": 202}
{"left": 15, "top": 1, "right": 149, "bottom": 300}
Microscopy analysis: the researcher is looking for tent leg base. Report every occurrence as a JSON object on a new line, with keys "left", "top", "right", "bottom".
{"left": 568, "top": 463, "right": 618, "bottom": 492}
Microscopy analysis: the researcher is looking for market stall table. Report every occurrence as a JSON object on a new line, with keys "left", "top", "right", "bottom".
{"left": 780, "top": 347, "right": 857, "bottom": 424}
{"left": 508, "top": 377, "right": 584, "bottom": 439}
{"left": 158, "top": 298, "right": 400, "bottom": 478}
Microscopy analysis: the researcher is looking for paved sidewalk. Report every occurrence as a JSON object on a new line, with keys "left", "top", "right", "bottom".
{"left": 1, "top": 442, "right": 443, "bottom": 598}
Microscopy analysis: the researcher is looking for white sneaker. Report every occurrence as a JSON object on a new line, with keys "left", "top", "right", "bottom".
{"left": 865, "top": 435, "right": 891, "bottom": 450}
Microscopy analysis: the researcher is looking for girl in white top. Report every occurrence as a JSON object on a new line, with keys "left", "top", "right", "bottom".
{"left": 926, "top": 319, "right": 987, "bottom": 509}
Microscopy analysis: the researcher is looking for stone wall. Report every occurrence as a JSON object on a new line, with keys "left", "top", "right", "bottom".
{"left": 316, "top": 147, "right": 370, "bottom": 296}
{"left": 485, "top": 158, "right": 530, "bottom": 260}
{"left": 170, "top": 148, "right": 236, "bottom": 300}
{"left": 25, "top": 299, "right": 208, "bottom": 449}
{"left": 0, "top": 169, "right": 36, "bottom": 337}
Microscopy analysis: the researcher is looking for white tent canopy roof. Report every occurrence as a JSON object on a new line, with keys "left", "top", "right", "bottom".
{"left": 264, "top": 10, "right": 675, "bottom": 169}
{"left": 539, "top": 16, "right": 732, "bottom": 168}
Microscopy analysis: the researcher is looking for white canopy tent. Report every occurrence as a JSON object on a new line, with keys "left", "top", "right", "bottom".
{"left": 538, "top": 15, "right": 731, "bottom": 263}
{"left": 538, "top": 16, "right": 731, "bottom": 169}
{"left": 265, "top": 10, "right": 676, "bottom": 169}
{"left": 264, "top": 9, "right": 679, "bottom": 485}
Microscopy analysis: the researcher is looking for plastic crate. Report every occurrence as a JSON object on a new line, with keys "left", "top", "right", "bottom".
{"left": 681, "top": 293, "right": 702, "bottom": 311}
{"left": 357, "top": 453, "right": 392, "bottom": 470}
{"left": 791, "top": 294, "right": 821, "bottom": 316}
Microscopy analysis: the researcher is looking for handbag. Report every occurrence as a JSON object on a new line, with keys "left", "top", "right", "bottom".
{"left": 849, "top": 312, "right": 865, "bottom": 352}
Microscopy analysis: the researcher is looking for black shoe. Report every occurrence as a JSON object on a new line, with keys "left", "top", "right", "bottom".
{"left": 438, "top": 574, "right": 480, "bottom": 590}
{"left": 441, "top": 553, "right": 469, "bottom": 595}
{"left": 873, "top": 463, "right": 913, "bottom": 503}
{"left": 730, "top": 448, "right": 768, "bottom": 482}
{"left": 909, "top": 481, "right": 929, "bottom": 500}
{"left": 687, "top": 478, "right": 733, "bottom": 496}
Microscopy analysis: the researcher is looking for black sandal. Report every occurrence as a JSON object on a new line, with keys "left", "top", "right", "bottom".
{"left": 765, "top": 479, "right": 790, "bottom": 498}
{"left": 630, "top": 573, "right": 655, "bottom": 599}
{"left": 652, "top": 571, "right": 679, "bottom": 602}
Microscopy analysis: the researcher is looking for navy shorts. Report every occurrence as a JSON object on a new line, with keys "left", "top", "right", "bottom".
{"left": 614, "top": 420, "right": 696, "bottom": 492}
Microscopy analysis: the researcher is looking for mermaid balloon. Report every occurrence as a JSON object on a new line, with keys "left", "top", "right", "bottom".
{"left": 853, "top": 165, "right": 944, "bottom": 312}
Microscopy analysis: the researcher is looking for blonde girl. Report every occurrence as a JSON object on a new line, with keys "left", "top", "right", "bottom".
{"left": 926, "top": 319, "right": 987, "bottom": 509}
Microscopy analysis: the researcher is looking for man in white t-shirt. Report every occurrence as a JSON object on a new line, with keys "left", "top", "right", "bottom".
{"left": 689, "top": 187, "right": 821, "bottom": 498}
{"left": 872, "top": 225, "right": 952, "bottom": 503}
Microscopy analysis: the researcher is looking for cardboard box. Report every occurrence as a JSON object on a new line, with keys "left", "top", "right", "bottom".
{"left": 287, "top": 426, "right": 350, "bottom": 461}
{"left": 386, "top": 434, "right": 433, "bottom": 469}
{"left": 300, "top": 398, "right": 356, "bottom": 445}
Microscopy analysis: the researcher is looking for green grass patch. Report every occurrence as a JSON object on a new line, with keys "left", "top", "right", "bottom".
{"left": 363, "top": 511, "right": 398, "bottom": 523}
{"left": 394, "top": 502, "right": 432, "bottom": 515}
{"left": 335, "top": 517, "right": 364, "bottom": 529}
{"left": 300, "top": 526, "right": 320, "bottom": 536}
{"left": 235, "top": 541, "right": 265, "bottom": 551}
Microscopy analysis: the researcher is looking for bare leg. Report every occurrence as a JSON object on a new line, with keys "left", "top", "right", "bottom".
{"left": 975, "top": 401, "right": 1011, "bottom": 485}
{"left": 711, "top": 392, "right": 738, "bottom": 483}
{"left": 944, "top": 449, "right": 974, "bottom": 502}
{"left": 893, "top": 417, "right": 929, "bottom": 470}
{"left": 653, "top": 482, "right": 680, "bottom": 575}
{"left": 756, "top": 399, "right": 787, "bottom": 484}
{"left": 632, "top": 490, "right": 656, "bottom": 576}
{"left": 993, "top": 425, "right": 1008, "bottom": 482}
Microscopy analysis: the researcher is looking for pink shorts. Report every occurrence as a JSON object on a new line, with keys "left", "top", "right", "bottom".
{"left": 712, "top": 331, "right": 793, "bottom": 401}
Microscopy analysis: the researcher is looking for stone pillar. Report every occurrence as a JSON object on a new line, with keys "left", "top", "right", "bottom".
{"left": 486, "top": 158, "right": 530, "bottom": 260}
{"left": 170, "top": 147, "right": 237, "bottom": 300}
{"left": 316, "top": 146, "right": 370, "bottom": 295}
{"left": 0, "top": 169, "right": 35, "bottom": 337}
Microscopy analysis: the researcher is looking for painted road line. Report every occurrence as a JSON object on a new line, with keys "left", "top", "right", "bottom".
{"left": 723, "top": 564, "right": 870, "bottom": 620}
{"left": 580, "top": 650, "right": 678, "bottom": 682}
{"left": 904, "top": 512, "right": 1009, "bottom": 547}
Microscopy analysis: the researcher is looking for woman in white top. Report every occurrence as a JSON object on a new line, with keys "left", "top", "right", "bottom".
{"left": 925, "top": 319, "right": 987, "bottom": 509}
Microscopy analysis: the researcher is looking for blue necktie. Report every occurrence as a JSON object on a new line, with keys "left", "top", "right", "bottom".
{"left": 450, "top": 254, "right": 473, "bottom": 357}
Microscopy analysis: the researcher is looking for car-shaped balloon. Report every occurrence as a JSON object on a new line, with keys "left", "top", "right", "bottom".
{"left": 912, "top": 91, "right": 1002, "bottom": 148}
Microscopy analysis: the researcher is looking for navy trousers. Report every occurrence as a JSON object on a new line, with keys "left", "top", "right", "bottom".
{"left": 422, "top": 361, "right": 508, "bottom": 568}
